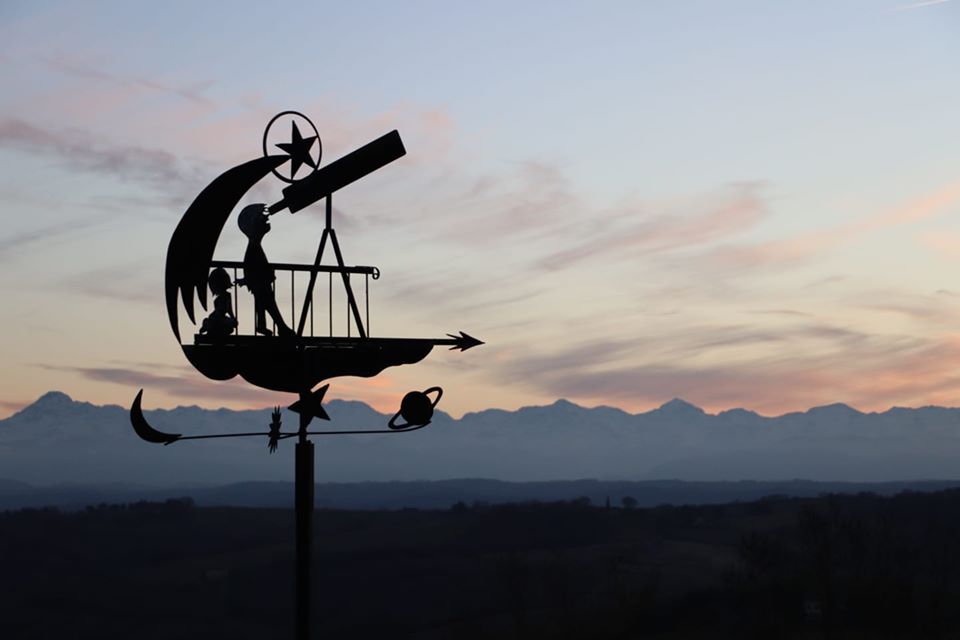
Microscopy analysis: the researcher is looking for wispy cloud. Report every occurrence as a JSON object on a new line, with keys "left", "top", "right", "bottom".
{"left": 0, "top": 214, "right": 112, "bottom": 262}
{"left": 855, "top": 288, "right": 960, "bottom": 324}
{"left": 747, "top": 308, "right": 814, "bottom": 318}
{"left": 42, "top": 55, "right": 216, "bottom": 106}
{"left": 492, "top": 317, "right": 957, "bottom": 415}
{"left": 891, "top": 0, "right": 951, "bottom": 12}
{"left": 517, "top": 337, "right": 960, "bottom": 416}
{"left": 505, "top": 337, "right": 647, "bottom": 378}
{"left": 382, "top": 265, "right": 546, "bottom": 318}
{"left": 53, "top": 263, "right": 156, "bottom": 303}
{"left": 539, "top": 183, "right": 767, "bottom": 270}
{"left": 403, "top": 160, "right": 583, "bottom": 246}
{"left": 697, "top": 182, "right": 960, "bottom": 273}
{"left": 38, "top": 364, "right": 283, "bottom": 406}
{"left": 0, "top": 118, "right": 203, "bottom": 202}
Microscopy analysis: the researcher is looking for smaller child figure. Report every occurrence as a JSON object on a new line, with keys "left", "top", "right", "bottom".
{"left": 199, "top": 267, "right": 238, "bottom": 339}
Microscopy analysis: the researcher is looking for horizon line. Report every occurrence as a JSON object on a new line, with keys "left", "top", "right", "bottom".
{"left": 6, "top": 389, "right": 960, "bottom": 422}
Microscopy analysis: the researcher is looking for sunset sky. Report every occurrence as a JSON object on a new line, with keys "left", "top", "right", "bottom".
{"left": 2, "top": 0, "right": 959, "bottom": 419}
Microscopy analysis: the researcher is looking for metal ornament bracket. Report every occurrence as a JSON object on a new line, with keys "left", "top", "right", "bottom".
{"left": 128, "top": 112, "right": 482, "bottom": 640}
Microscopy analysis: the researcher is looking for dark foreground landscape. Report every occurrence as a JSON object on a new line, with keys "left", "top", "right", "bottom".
{"left": 3, "top": 489, "right": 960, "bottom": 639}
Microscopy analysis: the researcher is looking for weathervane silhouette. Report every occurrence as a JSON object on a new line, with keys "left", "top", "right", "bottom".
{"left": 128, "top": 110, "right": 483, "bottom": 639}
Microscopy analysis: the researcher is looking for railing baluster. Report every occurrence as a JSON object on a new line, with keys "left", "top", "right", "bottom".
{"left": 233, "top": 267, "right": 239, "bottom": 335}
{"left": 365, "top": 273, "right": 370, "bottom": 337}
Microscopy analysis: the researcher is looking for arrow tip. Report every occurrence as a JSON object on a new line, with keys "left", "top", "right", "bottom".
{"left": 448, "top": 331, "right": 484, "bottom": 351}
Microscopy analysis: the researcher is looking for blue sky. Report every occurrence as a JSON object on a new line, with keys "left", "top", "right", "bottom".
{"left": 1, "top": 0, "right": 959, "bottom": 417}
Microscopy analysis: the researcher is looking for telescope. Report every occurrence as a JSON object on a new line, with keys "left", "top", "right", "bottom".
{"left": 267, "top": 130, "right": 406, "bottom": 215}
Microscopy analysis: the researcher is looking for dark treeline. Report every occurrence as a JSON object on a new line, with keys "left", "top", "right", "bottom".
{"left": 2, "top": 490, "right": 960, "bottom": 638}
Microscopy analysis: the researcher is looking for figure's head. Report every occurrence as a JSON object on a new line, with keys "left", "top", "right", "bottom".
{"left": 238, "top": 204, "right": 270, "bottom": 238}
{"left": 208, "top": 267, "right": 232, "bottom": 295}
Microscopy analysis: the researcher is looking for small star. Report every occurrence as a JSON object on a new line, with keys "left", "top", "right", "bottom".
{"left": 289, "top": 384, "right": 330, "bottom": 428}
{"left": 275, "top": 121, "right": 318, "bottom": 179}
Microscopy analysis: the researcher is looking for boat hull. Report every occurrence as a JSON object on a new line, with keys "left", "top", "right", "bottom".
{"left": 183, "top": 336, "right": 434, "bottom": 393}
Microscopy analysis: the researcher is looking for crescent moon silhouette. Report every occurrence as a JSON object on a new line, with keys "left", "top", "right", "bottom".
{"left": 130, "top": 389, "right": 181, "bottom": 444}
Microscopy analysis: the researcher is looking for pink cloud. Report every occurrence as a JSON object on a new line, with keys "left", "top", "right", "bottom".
{"left": 703, "top": 182, "right": 960, "bottom": 271}
{"left": 918, "top": 229, "right": 960, "bottom": 258}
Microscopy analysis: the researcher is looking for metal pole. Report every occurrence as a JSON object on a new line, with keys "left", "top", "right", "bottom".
{"left": 295, "top": 414, "right": 314, "bottom": 640}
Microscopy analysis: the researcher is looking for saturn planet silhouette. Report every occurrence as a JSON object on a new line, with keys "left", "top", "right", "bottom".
{"left": 388, "top": 387, "right": 443, "bottom": 429}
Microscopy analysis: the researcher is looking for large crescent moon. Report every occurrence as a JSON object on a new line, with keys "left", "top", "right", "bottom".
{"left": 130, "top": 389, "right": 181, "bottom": 444}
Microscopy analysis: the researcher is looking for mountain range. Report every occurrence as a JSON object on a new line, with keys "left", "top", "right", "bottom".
{"left": 2, "top": 391, "right": 960, "bottom": 488}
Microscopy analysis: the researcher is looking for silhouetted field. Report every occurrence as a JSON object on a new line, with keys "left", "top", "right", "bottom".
{"left": 2, "top": 489, "right": 960, "bottom": 639}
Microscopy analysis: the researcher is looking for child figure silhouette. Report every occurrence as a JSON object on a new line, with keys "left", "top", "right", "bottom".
{"left": 236, "top": 204, "right": 295, "bottom": 337}
{"left": 199, "top": 267, "right": 238, "bottom": 338}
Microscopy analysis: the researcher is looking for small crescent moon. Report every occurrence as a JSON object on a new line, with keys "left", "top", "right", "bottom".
{"left": 130, "top": 390, "right": 182, "bottom": 444}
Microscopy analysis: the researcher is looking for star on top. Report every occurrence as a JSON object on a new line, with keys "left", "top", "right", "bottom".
{"left": 275, "top": 121, "right": 318, "bottom": 179}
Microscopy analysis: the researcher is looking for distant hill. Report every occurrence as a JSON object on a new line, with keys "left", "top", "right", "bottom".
{"left": 3, "top": 477, "right": 960, "bottom": 511}
{"left": 2, "top": 391, "right": 960, "bottom": 486}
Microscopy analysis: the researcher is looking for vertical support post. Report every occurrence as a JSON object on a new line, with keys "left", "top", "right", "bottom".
{"left": 233, "top": 267, "right": 239, "bottom": 335}
{"left": 295, "top": 434, "right": 314, "bottom": 640}
{"left": 296, "top": 226, "right": 329, "bottom": 336}
{"left": 327, "top": 229, "right": 367, "bottom": 339}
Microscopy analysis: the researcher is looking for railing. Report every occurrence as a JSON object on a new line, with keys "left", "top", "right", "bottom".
{"left": 208, "top": 260, "right": 379, "bottom": 338}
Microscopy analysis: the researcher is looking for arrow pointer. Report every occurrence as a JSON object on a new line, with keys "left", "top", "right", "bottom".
{"left": 441, "top": 331, "right": 484, "bottom": 351}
